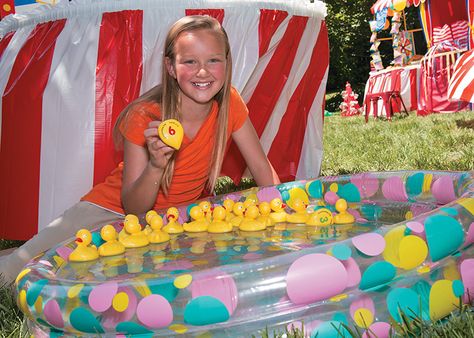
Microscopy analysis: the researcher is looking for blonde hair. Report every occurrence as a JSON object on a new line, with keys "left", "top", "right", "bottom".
{"left": 113, "top": 15, "right": 232, "bottom": 195}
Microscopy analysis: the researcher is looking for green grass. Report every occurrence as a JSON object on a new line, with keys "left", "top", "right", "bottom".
{"left": 1, "top": 110, "right": 474, "bottom": 337}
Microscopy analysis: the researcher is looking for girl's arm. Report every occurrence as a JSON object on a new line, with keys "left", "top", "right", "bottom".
{"left": 121, "top": 120, "right": 174, "bottom": 214}
{"left": 232, "top": 117, "right": 280, "bottom": 186}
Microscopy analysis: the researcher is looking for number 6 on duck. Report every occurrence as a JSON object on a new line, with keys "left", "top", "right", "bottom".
{"left": 157, "top": 119, "right": 184, "bottom": 150}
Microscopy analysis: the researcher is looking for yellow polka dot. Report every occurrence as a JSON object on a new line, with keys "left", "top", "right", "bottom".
{"left": 192, "top": 260, "right": 208, "bottom": 266}
{"left": 267, "top": 246, "right": 282, "bottom": 251}
{"left": 174, "top": 274, "right": 192, "bottom": 289}
{"left": 405, "top": 210, "right": 413, "bottom": 220}
{"left": 429, "top": 280, "right": 458, "bottom": 320}
{"left": 422, "top": 174, "right": 433, "bottom": 193}
{"left": 169, "top": 323, "right": 188, "bottom": 334}
{"left": 382, "top": 225, "right": 406, "bottom": 267}
{"left": 417, "top": 265, "right": 431, "bottom": 274}
{"left": 53, "top": 255, "right": 65, "bottom": 267}
{"left": 196, "top": 332, "right": 212, "bottom": 338}
{"left": 112, "top": 292, "right": 129, "bottom": 312}
{"left": 133, "top": 280, "right": 152, "bottom": 297}
{"left": 18, "top": 290, "right": 28, "bottom": 313}
{"left": 443, "top": 260, "right": 461, "bottom": 280}
{"left": 3, "top": 4, "right": 12, "bottom": 12}
{"left": 248, "top": 245, "right": 260, "bottom": 252}
{"left": 399, "top": 235, "right": 428, "bottom": 270}
{"left": 329, "top": 183, "right": 339, "bottom": 192}
{"left": 354, "top": 308, "right": 374, "bottom": 328}
{"left": 329, "top": 293, "right": 347, "bottom": 302}
{"left": 34, "top": 296, "right": 43, "bottom": 314}
{"left": 457, "top": 197, "right": 474, "bottom": 216}
{"left": 67, "top": 284, "right": 84, "bottom": 298}
{"left": 15, "top": 268, "right": 31, "bottom": 285}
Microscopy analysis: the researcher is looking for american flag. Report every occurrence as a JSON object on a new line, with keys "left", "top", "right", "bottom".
{"left": 0, "top": 0, "right": 328, "bottom": 239}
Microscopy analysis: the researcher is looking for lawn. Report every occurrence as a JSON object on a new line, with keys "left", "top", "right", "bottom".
{"left": 1, "top": 110, "right": 474, "bottom": 337}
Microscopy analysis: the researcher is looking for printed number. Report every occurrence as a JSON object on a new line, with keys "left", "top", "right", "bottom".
{"left": 168, "top": 126, "right": 176, "bottom": 135}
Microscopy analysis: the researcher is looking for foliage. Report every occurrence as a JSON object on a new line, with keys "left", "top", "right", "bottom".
{"left": 325, "top": 0, "right": 374, "bottom": 95}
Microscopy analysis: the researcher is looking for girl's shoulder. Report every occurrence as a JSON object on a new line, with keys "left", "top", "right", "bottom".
{"left": 129, "top": 100, "right": 161, "bottom": 119}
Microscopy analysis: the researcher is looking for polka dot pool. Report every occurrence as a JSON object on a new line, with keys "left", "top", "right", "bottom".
{"left": 17, "top": 171, "right": 474, "bottom": 337}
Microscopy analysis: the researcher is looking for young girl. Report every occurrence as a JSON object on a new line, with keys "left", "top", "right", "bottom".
{"left": 0, "top": 15, "right": 279, "bottom": 283}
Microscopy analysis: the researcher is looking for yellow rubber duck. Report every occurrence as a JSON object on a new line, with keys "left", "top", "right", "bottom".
{"left": 119, "top": 214, "right": 149, "bottom": 248}
{"left": 183, "top": 206, "right": 209, "bottom": 232}
{"left": 257, "top": 202, "right": 274, "bottom": 227}
{"left": 69, "top": 229, "right": 99, "bottom": 262}
{"left": 198, "top": 201, "right": 213, "bottom": 222}
{"left": 223, "top": 199, "right": 235, "bottom": 222}
{"left": 239, "top": 205, "right": 266, "bottom": 231}
{"left": 143, "top": 210, "right": 159, "bottom": 236}
{"left": 243, "top": 193, "right": 258, "bottom": 209}
{"left": 230, "top": 202, "right": 245, "bottom": 227}
{"left": 148, "top": 214, "right": 170, "bottom": 244}
{"left": 119, "top": 214, "right": 139, "bottom": 243}
{"left": 162, "top": 207, "right": 184, "bottom": 234}
{"left": 98, "top": 224, "right": 125, "bottom": 257}
{"left": 287, "top": 198, "right": 310, "bottom": 224}
{"left": 333, "top": 199, "right": 355, "bottom": 224}
{"left": 269, "top": 198, "right": 288, "bottom": 224}
{"left": 208, "top": 206, "right": 233, "bottom": 233}
{"left": 306, "top": 208, "right": 334, "bottom": 226}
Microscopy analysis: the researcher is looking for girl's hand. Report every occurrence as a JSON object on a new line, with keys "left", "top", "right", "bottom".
{"left": 144, "top": 120, "right": 175, "bottom": 169}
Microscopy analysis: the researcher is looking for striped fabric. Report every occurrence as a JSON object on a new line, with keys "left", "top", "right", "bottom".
{"left": 432, "top": 20, "right": 469, "bottom": 49}
{"left": 448, "top": 49, "right": 474, "bottom": 103}
{"left": 371, "top": 0, "right": 392, "bottom": 14}
{"left": 0, "top": 0, "right": 328, "bottom": 239}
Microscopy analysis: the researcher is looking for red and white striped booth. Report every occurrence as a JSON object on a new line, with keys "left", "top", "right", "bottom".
{"left": 0, "top": 0, "right": 329, "bottom": 240}
{"left": 448, "top": 48, "right": 474, "bottom": 103}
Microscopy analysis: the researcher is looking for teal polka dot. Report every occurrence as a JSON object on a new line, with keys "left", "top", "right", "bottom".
{"left": 332, "top": 244, "right": 352, "bottom": 260}
{"left": 281, "top": 191, "right": 290, "bottom": 201}
{"left": 452, "top": 280, "right": 464, "bottom": 297}
{"left": 425, "top": 215, "right": 464, "bottom": 262}
{"left": 91, "top": 231, "right": 104, "bottom": 247}
{"left": 332, "top": 312, "right": 348, "bottom": 325}
{"left": 440, "top": 207, "right": 458, "bottom": 217}
{"left": 70, "top": 307, "right": 104, "bottom": 333}
{"left": 360, "top": 204, "right": 382, "bottom": 221}
{"left": 184, "top": 296, "right": 230, "bottom": 325}
{"left": 307, "top": 180, "right": 323, "bottom": 198}
{"left": 387, "top": 288, "right": 421, "bottom": 323}
{"left": 406, "top": 172, "right": 424, "bottom": 197}
{"left": 115, "top": 322, "right": 153, "bottom": 335}
{"left": 338, "top": 183, "right": 361, "bottom": 203}
{"left": 411, "top": 280, "right": 431, "bottom": 321}
{"left": 26, "top": 279, "right": 48, "bottom": 306}
{"left": 148, "top": 279, "right": 178, "bottom": 302}
{"left": 360, "top": 261, "right": 396, "bottom": 291}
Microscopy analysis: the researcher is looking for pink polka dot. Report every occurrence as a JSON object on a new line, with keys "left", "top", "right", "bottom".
{"left": 406, "top": 221, "right": 424, "bottom": 234}
{"left": 464, "top": 222, "right": 474, "bottom": 246}
{"left": 432, "top": 176, "right": 456, "bottom": 204}
{"left": 362, "top": 321, "right": 391, "bottom": 338}
{"left": 44, "top": 299, "right": 63, "bottom": 328}
{"left": 342, "top": 257, "right": 361, "bottom": 287}
{"left": 460, "top": 259, "right": 474, "bottom": 303}
{"left": 191, "top": 271, "right": 238, "bottom": 315}
{"left": 137, "top": 294, "right": 173, "bottom": 328}
{"left": 324, "top": 191, "right": 339, "bottom": 205}
{"left": 382, "top": 177, "right": 408, "bottom": 202}
{"left": 350, "top": 173, "right": 379, "bottom": 198}
{"left": 88, "top": 281, "right": 118, "bottom": 312}
{"left": 243, "top": 253, "right": 262, "bottom": 260}
{"left": 350, "top": 295, "right": 375, "bottom": 319}
{"left": 286, "top": 253, "right": 347, "bottom": 305}
{"left": 352, "top": 233, "right": 385, "bottom": 256}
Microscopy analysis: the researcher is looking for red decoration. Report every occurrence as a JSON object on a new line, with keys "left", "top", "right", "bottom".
{"left": 0, "top": 0, "right": 15, "bottom": 19}
{"left": 339, "top": 82, "right": 362, "bottom": 116}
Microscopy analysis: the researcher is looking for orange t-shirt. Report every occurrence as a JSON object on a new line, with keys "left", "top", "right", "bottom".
{"left": 82, "top": 87, "right": 248, "bottom": 214}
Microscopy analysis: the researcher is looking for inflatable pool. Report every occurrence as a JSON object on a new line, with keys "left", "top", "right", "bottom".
{"left": 16, "top": 170, "right": 474, "bottom": 337}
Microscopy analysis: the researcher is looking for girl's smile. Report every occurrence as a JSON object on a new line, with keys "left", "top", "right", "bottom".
{"left": 167, "top": 29, "right": 227, "bottom": 114}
